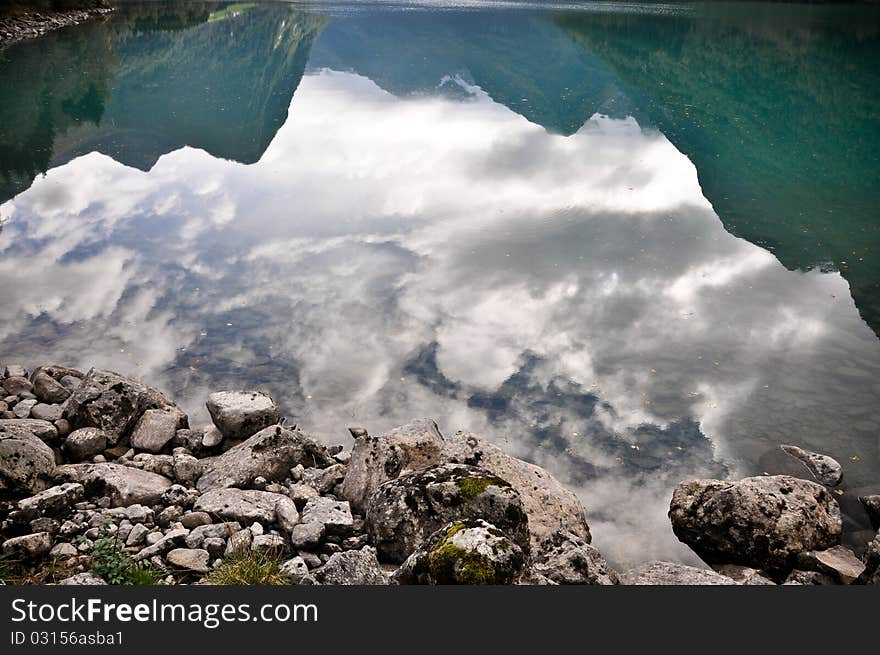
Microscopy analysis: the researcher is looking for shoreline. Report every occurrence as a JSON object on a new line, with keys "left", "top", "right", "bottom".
{"left": 0, "top": 6, "right": 113, "bottom": 49}
{"left": 1, "top": 363, "right": 877, "bottom": 585}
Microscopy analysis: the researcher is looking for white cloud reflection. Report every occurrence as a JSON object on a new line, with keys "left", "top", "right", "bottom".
{"left": 2, "top": 70, "right": 879, "bottom": 565}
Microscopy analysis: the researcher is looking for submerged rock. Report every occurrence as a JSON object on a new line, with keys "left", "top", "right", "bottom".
{"left": 196, "top": 425, "right": 333, "bottom": 491}
{"left": 62, "top": 369, "right": 179, "bottom": 444}
{"left": 395, "top": 519, "right": 525, "bottom": 585}
{"left": 669, "top": 475, "right": 841, "bottom": 571}
{"left": 206, "top": 391, "right": 282, "bottom": 440}
{"left": 780, "top": 444, "right": 843, "bottom": 486}
{"left": 621, "top": 561, "right": 737, "bottom": 585}
{"left": 366, "top": 462, "right": 528, "bottom": 563}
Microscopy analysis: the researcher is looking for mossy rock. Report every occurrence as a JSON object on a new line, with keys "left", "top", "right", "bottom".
{"left": 366, "top": 463, "right": 529, "bottom": 563}
{"left": 394, "top": 519, "right": 525, "bottom": 585}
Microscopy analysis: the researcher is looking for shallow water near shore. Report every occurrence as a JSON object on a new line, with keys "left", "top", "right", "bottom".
{"left": 1, "top": 0, "right": 878, "bottom": 565}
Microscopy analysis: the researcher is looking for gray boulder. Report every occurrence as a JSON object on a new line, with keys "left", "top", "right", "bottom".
{"left": 669, "top": 475, "right": 841, "bottom": 571}
{"left": 185, "top": 522, "right": 241, "bottom": 549}
{"left": 126, "top": 524, "right": 150, "bottom": 547}
{"left": 2, "top": 532, "right": 53, "bottom": 559}
{"left": 341, "top": 421, "right": 591, "bottom": 551}
{"left": 202, "top": 426, "right": 224, "bottom": 449}
{"left": 0, "top": 420, "right": 56, "bottom": 493}
{"left": 13, "top": 398, "right": 36, "bottom": 418}
{"left": 442, "top": 431, "right": 592, "bottom": 550}
{"left": 196, "top": 425, "right": 333, "bottom": 491}
{"left": 166, "top": 548, "right": 210, "bottom": 573}
{"left": 130, "top": 407, "right": 186, "bottom": 453}
{"left": 30, "top": 365, "right": 84, "bottom": 383}
{"left": 63, "top": 427, "right": 108, "bottom": 461}
{"left": 290, "top": 522, "right": 325, "bottom": 550}
{"left": 342, "top": 419, "right": 445, "bottom": 513}
{"left": 193, "top": 488, "right": 297, "bottom": 527}
{"left": 180, "top": 511, "right": 212, "bottom": 529}
{"left": 621, "top": 561, "right": 738, "bottom": 585}
{"left": 4, "top": 365, "right": 28, "bottom": 379}
{"left": 30, "top": 403, "right": 62, "bottom": 423}
{"left": 206, "top": 390, "right": 281, "bottom": 440}
{"left": 3, "top": 376, "right": 33, "bottom": 396}
{"left": 172, "top": 453, "right": 203, "bottom": 488}
{"left": 32, "top": 373, "right": 71, "bottom": 404}
{"left": 530, "top": 530, "right": 619, "bottom": 585}
{"left": 62, "top": 368, "right": 179, "bottom": 444}
{"left": 301, "top": 463, "right": 347, "bottom": 495}
{"left": 313, "top": 546, "right": 389, "bottom": 585}
{"left": 366, "top": 463, "right": 528, "bottom": 563}
{"left": 395, "top": 519, "right": 525, "bottom": 585}
{"left": 300, "top": 497, "right": 353, "bottom": 536}
{"left": 17, "top": 483, "right": 84, "bottom": 519}
{"left": 0, "top": 418, "right": 58, "bottom": 442}
{"left": 280, "top": 556, "right": 310, "bottom": 582}
{"left": 56, "top": 463, "right": 172, "bottom": 506}
{"left": 58, "top": 573, "right": 106, "bottom": 586}
{"left": 133, "top": 528, "right": 188, "bottom": 561}
{"left": 780, "top": 444, "right": 843, "bottom": 486}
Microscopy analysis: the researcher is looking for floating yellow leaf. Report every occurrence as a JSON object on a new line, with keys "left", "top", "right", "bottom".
{"left": 851, "top": 455, "right": 861, "bottom": 462}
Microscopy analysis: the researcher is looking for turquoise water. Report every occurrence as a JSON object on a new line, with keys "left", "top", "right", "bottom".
{"left": 1, "top": 1, "right": 878, "bottom": 563}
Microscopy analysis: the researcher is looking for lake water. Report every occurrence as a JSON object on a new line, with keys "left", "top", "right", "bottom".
{"left": 1, "top": 0, "right": 878, "bottom": 564}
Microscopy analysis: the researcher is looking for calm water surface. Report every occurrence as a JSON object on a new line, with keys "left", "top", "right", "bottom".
{"left": 1, "top": 0, "right": 878, "bottom": 564}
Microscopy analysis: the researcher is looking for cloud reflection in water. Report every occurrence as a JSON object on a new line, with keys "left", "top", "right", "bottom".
{"left": 2, "top": 70, "right": 878, "bottom": 564}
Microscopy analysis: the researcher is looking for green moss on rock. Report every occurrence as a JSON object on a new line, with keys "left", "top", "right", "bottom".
{"left": 428, "top": 540, "right": 497, "bottom": 584}
{"left": 456, "top": 474, "right": 509, "bottom": 500}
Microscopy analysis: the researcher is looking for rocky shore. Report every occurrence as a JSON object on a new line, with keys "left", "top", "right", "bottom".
{"left": 0, "top": 5, "right": 113, "bottom": 49}
{"left": 0, "top": 364, "right": 877, "bottom": 585}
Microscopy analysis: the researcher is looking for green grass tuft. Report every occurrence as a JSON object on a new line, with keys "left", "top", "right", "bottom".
{"left": 203, "top": 551, "right": 288, "bottom": 586}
